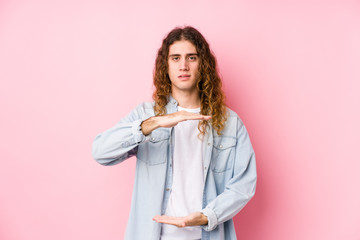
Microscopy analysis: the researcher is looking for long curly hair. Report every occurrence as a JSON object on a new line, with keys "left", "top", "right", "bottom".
{"left": 152, "top": 26, "right": 227, "bottom": 136}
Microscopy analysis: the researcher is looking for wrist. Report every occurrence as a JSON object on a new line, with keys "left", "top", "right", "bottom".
{"left": 141, "top": 116, "right": 159, "bottom": 136}
{"left": 200, "top": 212, "right": 208, "bottom": 225}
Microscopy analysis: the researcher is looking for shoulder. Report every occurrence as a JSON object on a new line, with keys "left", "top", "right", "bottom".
{"left": 134, "top": 101, "right": 155, "bottom": 112}
{"left": 121, "top": 101, "right": 156, "bottom": 122}
{"left": 214, "top": 107, "right": 251, "bottom": 141}
{"left": 226, "top": 107, "right": 242, "bottom": 120}
{"left": 224, "top": 107, "right": 245, "bottom": 129}
{"left": 223, "top": 107, "right": 253, "bottom": 144}
{"left": 211, "top": 107, "right": 239, "bottom": 137}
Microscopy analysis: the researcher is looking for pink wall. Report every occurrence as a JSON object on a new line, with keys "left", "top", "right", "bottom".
{"left": 1, "top": 0, "right": 359, "bottom": 239}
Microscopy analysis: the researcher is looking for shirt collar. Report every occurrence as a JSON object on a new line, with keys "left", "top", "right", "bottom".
{"left": 168, "top": 94, "right": 178, "bottom": 106}
{"left": 165, "top": 94, "right": 178, "bottom": 114}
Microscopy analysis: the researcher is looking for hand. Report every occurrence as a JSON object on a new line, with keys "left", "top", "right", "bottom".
{"left": 141, "top": 111, "right": 211, "bottom": 136}
{"left": 155, "top": 110, "right": 211, "bottom": 128}
{"left": 152, "top": 212, "right": 208, "bottom": 228}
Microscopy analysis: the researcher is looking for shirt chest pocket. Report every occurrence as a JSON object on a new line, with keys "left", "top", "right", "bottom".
{"left": 211, "top": 136, "right": 236, "bottom": 173}
{"left": 137, "top": 129, "right": 170, "bottom": 165}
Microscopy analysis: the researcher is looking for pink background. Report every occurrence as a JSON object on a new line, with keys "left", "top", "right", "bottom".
{"left": 1, "top": 0, "right": 359, "bottom": 239}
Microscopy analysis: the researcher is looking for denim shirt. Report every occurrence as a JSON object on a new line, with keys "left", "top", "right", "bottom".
{"left": 92, "top": 97, "right": 257, "bottom": 240}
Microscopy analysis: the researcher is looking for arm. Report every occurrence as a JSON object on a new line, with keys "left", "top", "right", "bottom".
{"left": 201, "top": 119, "right": 257, "bottom": 231}
{"left": 152, "top": 118, "right": 256, "bottom": 230}
{"left": 92, "top": 104, "right": 211, "bottom": 166}
{"left": 92, "top": 104, "right": 149, "bottom": 166}
{"left": 140, "top": 110, "right": 211, "bottom": 136}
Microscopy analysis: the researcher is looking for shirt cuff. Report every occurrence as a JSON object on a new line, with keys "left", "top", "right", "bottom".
{"left": 131, "top": 119, "right": 151, "bottom": 143}
{"left": 200, "top": 208, "right": 218, "bottom": 231}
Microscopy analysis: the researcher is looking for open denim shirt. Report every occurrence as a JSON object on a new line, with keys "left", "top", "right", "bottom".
{"left": 92, "top": 96, "right": 257, "bottom": 240}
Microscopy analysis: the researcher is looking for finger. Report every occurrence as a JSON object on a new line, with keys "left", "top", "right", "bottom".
{"left": 184, "top": 114, "right": 211, "bottom": 121}
{"left": 161, "top": 220, "right": 186, "bottom": 228}
{"left": 152, "top": 215, "right": 186, "bottom": 227}
{"left": 175, "top": 111, "right": 211, "bottom": 120}
{"left": 153, "top": 215, "right": 178, "bottom": 222}
{"left": 201, "top": 115, "right": 212, "bottom": 120}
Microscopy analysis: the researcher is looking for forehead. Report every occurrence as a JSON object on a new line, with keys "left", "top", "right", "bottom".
{"left": 168, "top": 40, "right": 197, "bottom": 55}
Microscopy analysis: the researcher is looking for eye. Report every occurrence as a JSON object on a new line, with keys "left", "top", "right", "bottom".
{"left": 188, "top": 56, "right": 197, "bottom": 61}
{"left": 172, "top": 57, "right": 180, "bottom": 61}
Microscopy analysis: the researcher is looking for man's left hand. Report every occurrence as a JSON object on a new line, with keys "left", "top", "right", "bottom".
{"left": 152, "top": 212, "right": 208, "bottom": 228}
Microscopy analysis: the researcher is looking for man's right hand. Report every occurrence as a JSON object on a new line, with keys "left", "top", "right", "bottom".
{"left": 140, "top": 110, "right": 211, "bottom": 136}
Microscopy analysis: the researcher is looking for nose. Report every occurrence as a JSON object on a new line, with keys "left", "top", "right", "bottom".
{"left": 180, "top": 59, "right": 189, "bottom": 71}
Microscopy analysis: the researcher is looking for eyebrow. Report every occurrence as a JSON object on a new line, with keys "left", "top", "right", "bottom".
{"left": 169, "top": 53, "right": 198, "bottom": 57}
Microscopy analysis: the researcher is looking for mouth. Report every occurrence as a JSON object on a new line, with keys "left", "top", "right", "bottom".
{"left": 178, "top": 74, "right": 191, "bottom": 80}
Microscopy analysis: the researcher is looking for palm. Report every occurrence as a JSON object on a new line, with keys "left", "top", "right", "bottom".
{"left": 157, "top": 111, "right": 211, "bottom": 128}
{"left": 152, "top": 212, "right": 208, "bottom": 228}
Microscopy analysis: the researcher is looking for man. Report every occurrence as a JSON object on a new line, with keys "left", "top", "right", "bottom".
{"left": 92, "top": 26, "right": 257, "bottom": 240}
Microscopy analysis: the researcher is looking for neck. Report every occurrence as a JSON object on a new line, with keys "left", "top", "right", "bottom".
{"left": 171, "top": 89, "right": 200, "bottom": 109}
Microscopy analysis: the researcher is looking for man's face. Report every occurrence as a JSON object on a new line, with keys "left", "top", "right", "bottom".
{"left": 167, "top": 40, "right": 200, "bottom": 95}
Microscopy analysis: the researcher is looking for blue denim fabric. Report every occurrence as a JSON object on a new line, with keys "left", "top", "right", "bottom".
{"left": 92, "top": 97, "right": 257, "bottom": 240}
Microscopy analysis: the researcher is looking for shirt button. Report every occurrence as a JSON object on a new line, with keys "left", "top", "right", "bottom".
{"left": 151, "top": 137, "right": 155, "bottom": 141}
{"left": 166, "top": 188, "right": 170, "bottom": 191}
{"left": 219, "top": 144, "right": 223, "bottom": 148}
{"left": 170, "top": 164, "right": 172, "bottom": 167}
{"left": 208, "top": 142, "right": 211, "bottom": 146}
{"left": 204, "top": 166, "right": 207, "bottom": 170}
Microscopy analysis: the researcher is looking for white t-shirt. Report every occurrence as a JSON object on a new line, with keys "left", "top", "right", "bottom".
{"left": 160, "top": 106, "right": 204, "bottom": 240}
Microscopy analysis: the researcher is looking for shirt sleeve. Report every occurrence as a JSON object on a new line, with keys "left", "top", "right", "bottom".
{"left": 92, "top": 103, "right": 152, "bottom": 166}
{"left": 200, "top": 207, "right": 218, "bottom": 231}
